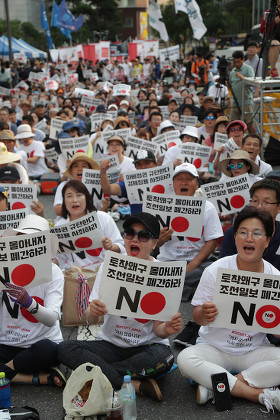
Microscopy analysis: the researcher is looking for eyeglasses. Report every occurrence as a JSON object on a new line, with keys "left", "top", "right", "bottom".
{"left": 229, "top": 126, "right": 243, "bottom": 132}
{"left": 250, "top": 199, "right": 278, "bottom": 209}
{"left": 236, "top": 229, "right": 265, "bottom": 240}
{"left": 124, "top": 228, "right": 154, "bottom": 242}
{"left": 228, "top": 163, "right": 244, "bottom": 170}
{"left": 205, "top": 116, "right": 215, "bottom": 120}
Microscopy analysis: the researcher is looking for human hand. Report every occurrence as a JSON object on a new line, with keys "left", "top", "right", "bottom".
{"left": 89, "top": 299, "right": 108, "bottom": 317}
{"left": 201, "top": 302, "right": 218, "bottom": 323}
{"left": 173, "top": 158, "right": 182, "bottom": 167}
{"left": 100, "top": 160, "right": 111, "bottom": 173}
{"left": 3, "top": 283, "right": 32, "bottom": 308}
{"left": 30, "top": 200, "right": 44, "bottom": 217}
{"left": 158, "top": 227, "right": 173, "bottom": 247}
{"left": 102, "top": 236, "right": 113, "bottom": 250}
{"left": 164, "top": 313, "right": 183, "bottom": 335}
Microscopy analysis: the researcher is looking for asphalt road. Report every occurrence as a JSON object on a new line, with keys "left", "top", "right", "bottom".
{"left": 8, "top": 194, "right": 276, "bottom": 419}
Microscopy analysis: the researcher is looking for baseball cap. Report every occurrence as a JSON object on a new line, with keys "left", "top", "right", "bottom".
{"left": 123, "top": 212, "right": 160, "bottom": 239}
{"left": 133, "top": 150, "right": 156, "bottom": 165}
{"left": 0, "top": 166, "right": 20, "bottom": 182}
{"left": 173, "top": 162, "right": 198, "bottom": 179}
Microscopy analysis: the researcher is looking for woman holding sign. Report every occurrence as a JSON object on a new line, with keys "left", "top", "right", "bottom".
{"left": 58, "top": 212, "right": 183, "bottom": 401}
{"left": 177, "top": 206, "right": 280, "bottom": 413}
{"left": 54, "top": 179, "right": 125, "bottom": 271}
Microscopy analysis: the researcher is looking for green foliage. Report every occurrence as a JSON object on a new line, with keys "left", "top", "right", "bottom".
{"left": 0, "top": 19, "right": 48, "bottom": 51}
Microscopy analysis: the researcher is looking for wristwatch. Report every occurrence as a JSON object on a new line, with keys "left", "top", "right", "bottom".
{"left": 28, "top": 302, "right": 39, "bottom": 314}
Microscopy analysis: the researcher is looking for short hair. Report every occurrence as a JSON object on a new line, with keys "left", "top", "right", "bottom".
{"left": 233, "top": 206, "right": 273, "bottom": 238}
{"left": 203, "top": 109, "right": 218, "bottom": 119}
{"left": 149, "top": 111, "right": 162, "bottom": 122}
{"left": 249, "top": 178, "right": 280, "bottom": 203}
{"left": 232, "top": 51, "right": 244, "bottom": 60}
{"left": 242, "top": 133, "right": 262, "bottom": 148}
{"left": 22, "top": 115, "right": 34, "bottom": 125}
{"left": 247, "top": 41, "right": 258, "bottom": 48}
{"left": 61, "top": 179, "right": 96, "bottom": 219}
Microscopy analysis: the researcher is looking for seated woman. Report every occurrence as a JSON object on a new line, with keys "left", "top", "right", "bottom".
{"left": 58, "top": 212, "right": 183, "bottom": 401}
{"left": 54, "top": 179, "right": 125, "bottom": 271}
{"left": 177, "top": 207, "right": 280, "bottom": 413}
{"left": 220, "top": 150, "right": 262, "bottom": 188}
{"left": 162, "top": 126, "right": 199, "bottom": 167}
{"left": 0, "top": 215, "right": 65, "bottom": 387}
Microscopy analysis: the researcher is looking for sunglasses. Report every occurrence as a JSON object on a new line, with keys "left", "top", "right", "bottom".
{"left": 124, "top": 228, "right": 154, "bottom": 242}
{"left": 228, "top": 163, "right": 244, "bottom": 170}
{"left": 205, "top": 116, "right": 215, "bottom": 120}
{"left": 229, "top": 126, "right": 243, "bottom": 132}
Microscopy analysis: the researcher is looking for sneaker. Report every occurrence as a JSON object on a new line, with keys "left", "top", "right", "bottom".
{"left": 259, "top": 388, "right": 280, "bottom": 413}
{"left": 173, "top": 321, "right": 200, "bottom": 346}
{"left": 271, "top": 68, "right": 279, "bottom": 78}
{"left": 197, "top": 384, "right": 214, "bottom": 405}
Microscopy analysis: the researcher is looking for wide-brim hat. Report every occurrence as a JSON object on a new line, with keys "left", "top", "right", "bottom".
{"left": 214, "top": 116, "right": 229, "bottom": 130}
{"left": 62, "top": 152, "right": 100, "bottom": 178}
{"left": 0, "top": 142, "right": 20, "bottom": 165}
{"left": 220, "top": 150, "right": 259, "bottom": 176}
{"left": 15, "top": 124, "right": 35, "bottom": 139}
{"left": 114, "top": 116, "right": 129, "bottom": 129}
{"left": 180, "top": 126, "right": 198, "bottom": 139}
{"left": 0, "top": 130, "right": 16, "bottom": 141}
{"left": 2, "top": 215, "right": 59, "bottom": 258}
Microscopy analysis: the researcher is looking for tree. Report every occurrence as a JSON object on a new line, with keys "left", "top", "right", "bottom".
{"left": 0, "top": 19, "right": 48, "bottom": 52}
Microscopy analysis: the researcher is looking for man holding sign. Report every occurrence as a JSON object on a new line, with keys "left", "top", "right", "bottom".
{"left": 58, "top": 213, "right": 183, "bottom": 401}
{"left": 177, "top": 207, "right": 280, "bottom": 412}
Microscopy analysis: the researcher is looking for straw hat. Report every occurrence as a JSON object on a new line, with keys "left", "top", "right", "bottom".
{"left": 62, "top": 152, "right": 100, "bottom": 179}
{"left": 0, "top": 130, "right": 16, "bottom": 141}
{"left": 114, "top": 116, "right": 129, "bottom": 129}
{"left": 220, "top": 150, "right": 259, "bottom": 177}
{"left": 0, "top": 142, "right": 20, "bottom": 164}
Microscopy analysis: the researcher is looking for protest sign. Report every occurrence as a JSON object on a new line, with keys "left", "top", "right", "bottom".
{"left": 28, "top": 72, "right": 47, "bottom": 83}
{"left": 14, "top": 52, "right": 27, "bottom": 64}
{"left": 14, "top": 81, "right": 29, "bottom": 90}
{"left": 81, "top": 96, "right": 102, "bottom": 112}
{"left": 44, "top": 147, "right": 59, "bottom": 166}
{"left": 178, "top": 143, "right": 212, "bottom": 171}
{"left": 58, "top": 135, "right": 90, "bottom": 160}
{"left": 225, "top": 138, "right": 240, "bottom": 155}
{"left": 123, "top": 163, "right": 174, "bottom": 204}
{"left": 180, "top": 115, "right": 198, "bottom": 126}
{"left": 73, "top": 87, "right": 95, "bottom": 98}
{"left": 159, "top": 45, "right": 180, "bottom": 62}
{"left": 212, "top": 267, "right": 280, "bottom": 334}
{"left": 142, "top": 191, "right": 205, "bottom": 238}
{"left": 96, "top": 154, "right": 120, "bottom": 169}
{"left": 0, "top": 209, "right": 27, "bottom": 236}
{"left": 0, "top": 184, "right": 37, "bottom": 212}
{"left": 214, "top": 132, "right": 228, "bottom": 150}
{"left": 50, "top": 213, "right": 103, "bottom": 255}
{"left": 138, "top": 100, "right": 150, "bottom": 112}
{"left": 45, "top": 80, "right": 59, "bottom": 91}
{"left": 153, "top": 130, "right": 181, "bottom": 157}
{"left": 49, "top": 118, "right": 65, "bottom": 140}
{"left": 201, "top": 174, "right": 250, "bottom": 216}
{"left": 99, "top": 251, "right": 186, "bottom": 322}
{"left": 0, "top": 230, "right": 52, "bottom": 290}
{"left": 90, "top": 113, "right": 106, "bottom": 131}
{"left": 82, "top": 168, "right": 121, "bottom": 207}
{"left": 173, "top": 121, "right": 189, "bottom": 132}
{"left": 0, "top": 86, "right": 11, "bottom": 96}
{"left": 112, "top": 84, "right": 131, "bottom": 96}
{"left": 124, "top": 135, "right": 157, "bottom": 161}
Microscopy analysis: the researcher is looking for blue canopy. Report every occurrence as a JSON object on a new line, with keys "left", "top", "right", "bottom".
{"left": 17, "top": 38, "right": 47, "bottom": 59}
{"left": 0, "top": 36, "right": 47, "bottom": 59}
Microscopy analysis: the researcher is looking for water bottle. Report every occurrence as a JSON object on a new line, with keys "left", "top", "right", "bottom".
{"left": 121, "top": 375, "right": 137, "bottom": 420}
{"left": 0, "top": 372, "right": 11, "bottom": 408}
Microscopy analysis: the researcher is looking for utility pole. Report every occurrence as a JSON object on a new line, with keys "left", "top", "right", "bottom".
{"left": 4, "top": 0, "right": 12, "bottom": 62}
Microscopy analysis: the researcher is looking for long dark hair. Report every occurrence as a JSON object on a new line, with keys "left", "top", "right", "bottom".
{"left": 61, "top": 179, "right": 96, "bottom": 219}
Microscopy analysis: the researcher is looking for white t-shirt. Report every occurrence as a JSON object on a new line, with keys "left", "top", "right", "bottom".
{"left": 208, "top": 84, "right": 229, "bottom": 104}
{"left": 55, "top": 211, "right": 125, "bottom": 271}
{"left": 17, "top": 140, "right": 48, "bottom": 177}
{"left": 157, "top": 200, "right": 223, "bottom": 262}
{"left": 15, "top": 149, "right": 28, "bottom": 171}
{"left": 90, "top": 260, "right": 169, "bottom": 348}
{"left": 192, "top": 255, "right": 279, "bottom": 355}
{"left": 111, "top": 156, "right": 135, "bottom": 203}
{"left": 0, "top": 263, "right": 64, "bottom": 348}
{"left": 162, "top": 144, "right": 181, "bottom": 165}
{"left": 255, "top": 155, "right": 272, "bottom": 177}
{"left": 53, "top": 180, "right": 67, "bottom": 207}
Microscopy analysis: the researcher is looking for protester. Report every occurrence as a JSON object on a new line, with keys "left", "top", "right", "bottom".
{"left": 220, "top": 150, "right": 262, "bottom": 187}
{"left": 177, "top": 207, "right": 280, "bottom": 413}
{"left": 0, "top": 215, "right": 65, "bottom": 387}
{"left": 57, "top": 212, "right": 183, "bottom": 400}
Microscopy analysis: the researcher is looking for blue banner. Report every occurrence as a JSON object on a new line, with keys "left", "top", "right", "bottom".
{"left": 41, "top": 0, "right": 53, "bottom": 49}
{"left": 57, "top": 0, "right": 83, "bottom": 33}
{"left": 51, "top": 0, "right": 72, "bottom": 40}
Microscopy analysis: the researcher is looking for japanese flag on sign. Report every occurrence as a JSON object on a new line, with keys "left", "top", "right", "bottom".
{"left": 45, "top": 80, "right": 59, "bottom": 91}
{"left": 0, "top": 231, "right": 52, "bottom": 290}
{"left": 142, "top": 191, "right": 206, "bottom": 238}
{"left": 124, "top": 136, "right": 158, "bottom": 161}
{"left": 123, "top": 163, "right": 174, "bottom": 205}
{"left": 200, "top": 174, "right": 250, "bottom": 216}
{"left": 212, "top": 268, "right": 280, "bottom": 334}
{"left": 14, "top": 81, "right": 29, "bottom": 90}
{"left": 113, "top": 84, "right": 131, "bottom": 96}
{"left": 50, "top": 213, "right": 103, "bottom": 255}
{"left": 178, "top": 143, "right": 212, "bottom": 172}
{"left": 153, "top": 130, "right": 181, "bottom": 157}
{"left": 99, "top": 251, "right": 186, "bottom": 321}
{"left": 0, "top": 184, "right": 37, "bottom": 213}
{"left": 28, "top": 72, "right": 46, "bottom": 83}
{"left": 81, "top": 96, "right": 102, "bottom": 112}
{"left": 73, "top": 87, "right": 96, "bottom": 98}
{"left": 58, "top": 135, "right": 90, "bottom": 160}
